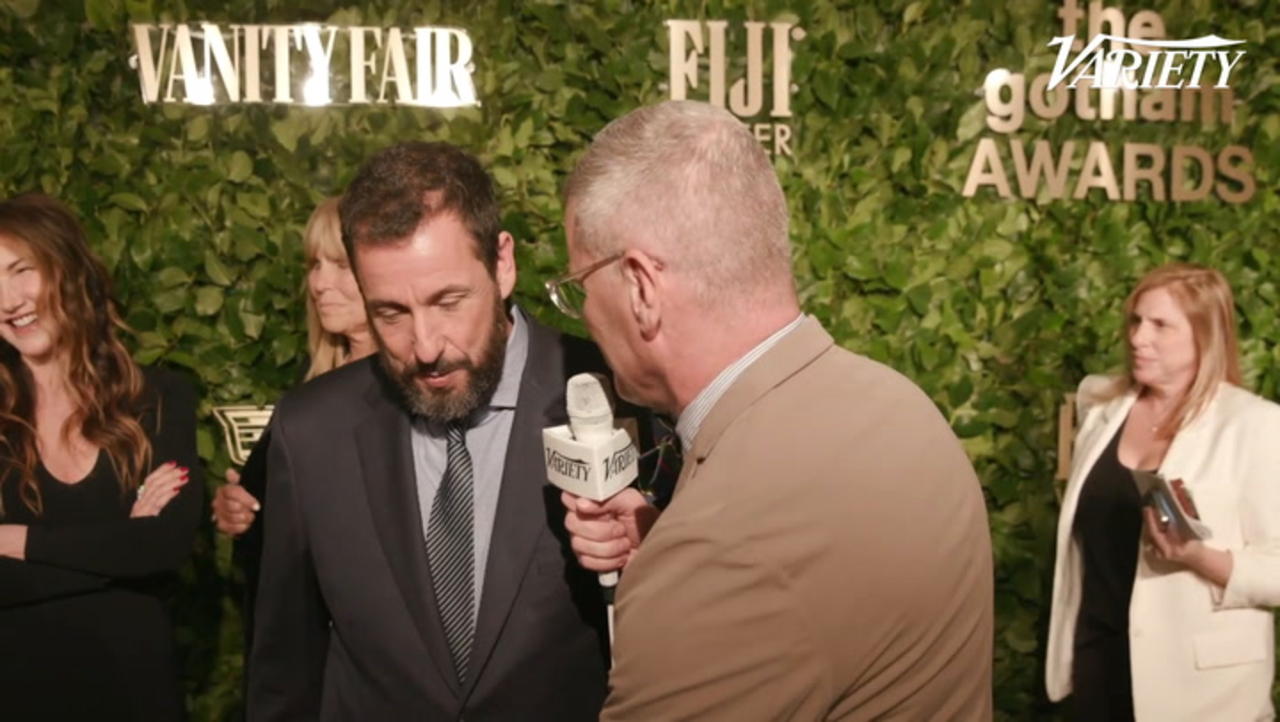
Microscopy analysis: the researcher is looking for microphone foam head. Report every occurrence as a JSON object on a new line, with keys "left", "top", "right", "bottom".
{"left": 566, "top": 373, "right": 614, "bottom": 440}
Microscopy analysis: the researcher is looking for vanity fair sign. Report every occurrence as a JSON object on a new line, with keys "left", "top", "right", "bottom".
{"left": 128, "top": 23, "right": 479, "bottom": 107}
{"left": 962, "top": 0, "right": 1254, "bottom": 204}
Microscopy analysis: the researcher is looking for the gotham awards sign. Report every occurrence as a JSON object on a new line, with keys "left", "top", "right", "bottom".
{"left": 664, "top": 19, "right": 804, "bottom": 157}
{"left": 129, "top": 23, "right": 478, "bottom": 107}
{"left": 962, "top": 1, "right": 1254, "bottom": 203}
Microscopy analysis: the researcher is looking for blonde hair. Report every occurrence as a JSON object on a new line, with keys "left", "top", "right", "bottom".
{"left": 302, "top": 197, "right": 352, "bottom": 381}
{"left": 1120, "top": 263, "right": 1242, "bottom": 438}
{"left": 563, "top": 100, "right": 794, "bottom": 308}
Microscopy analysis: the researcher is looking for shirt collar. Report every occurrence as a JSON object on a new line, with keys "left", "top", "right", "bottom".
{"left": 675, "top": 313, "right": 806, "bottom": 451}
{"left": 488, "top": 304, "right": 528, "bottom": 410}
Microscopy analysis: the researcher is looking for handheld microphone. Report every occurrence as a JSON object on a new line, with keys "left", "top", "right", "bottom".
{"left": 543, "top": 373, "right": 639, "bottom": 655}
{"left": 544, "top": 373, "right": 639, "bottom": 580}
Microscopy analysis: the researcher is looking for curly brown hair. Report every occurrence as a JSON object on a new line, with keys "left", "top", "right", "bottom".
{"left": 0, "top": 193, "right": 151, "bottom": 517}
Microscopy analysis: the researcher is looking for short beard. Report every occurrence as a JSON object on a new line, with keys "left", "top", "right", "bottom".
{"left": 378, "top": 297, "right": 510, "bottom": 423}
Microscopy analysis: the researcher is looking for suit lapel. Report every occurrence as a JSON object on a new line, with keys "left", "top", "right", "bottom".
{"left": 1156, "top": 382, "right": 1220, "bottom": 486}
{"left": 354, "top": 372, "right": 460, "bottom": 697}
{"left": 682, "top": 318, "right": 833, "bottom": 487}
{"left": 464, "top": 317, "right": 567, "bottom": 698}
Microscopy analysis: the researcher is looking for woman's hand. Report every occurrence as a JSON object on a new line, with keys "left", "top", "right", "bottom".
{"left": 130, "top": 461, "right": 189, "bottom": 518}
{"left": 1143, "top": 506, "right": 1233, "bottom": 587}
{"left": 212, "top": 468, "right": 260, "bottom": 537}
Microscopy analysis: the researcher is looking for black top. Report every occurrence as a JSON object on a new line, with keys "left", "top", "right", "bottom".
{"left": 1070, "top": 421, "right": 1145, "bottom": 721}
{"left": 1073, "top": 423, "right": 1145, "bottom": 644}
{"left": 0, "top": 367, "right": 202, "bottom": 722}
{"left": 231, "top": 428, "right": 268, "bottom": 655}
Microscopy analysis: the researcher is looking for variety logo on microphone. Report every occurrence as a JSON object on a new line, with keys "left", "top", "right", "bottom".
{"left": 546, "top": 449, "right": 591, "bottom": 483}
{"left": 604, "top": 445, "right": 638, "bottom": 482}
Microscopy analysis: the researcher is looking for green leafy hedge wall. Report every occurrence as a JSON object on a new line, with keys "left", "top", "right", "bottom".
{"left": 1, "top": 0, "right": 1276, "bottom": 718}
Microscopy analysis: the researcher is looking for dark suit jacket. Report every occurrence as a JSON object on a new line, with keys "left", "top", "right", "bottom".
{"left": 247, "top": 317, "right": 616, "bottom": 721}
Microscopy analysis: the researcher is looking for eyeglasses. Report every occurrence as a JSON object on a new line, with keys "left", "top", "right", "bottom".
{"left": 544, "top": 252, "right": 624, "bottom": 319}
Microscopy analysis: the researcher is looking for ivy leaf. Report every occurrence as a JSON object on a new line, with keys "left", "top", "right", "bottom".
{"left": 196, "top": 426, "right": 215, "bottom": 460}
{"left": 237, "top": 192, "right": 271, "bottom": 219}
{"left": 204, "top": 250, "right": 234, "bottom": 286}
{"left": 271, "top": 114, "right": 304, "bottom": 152}
{"left": 194, "top": 286, "right": 225, "bottom": 316}
{"left": 956, "top": 100, "right": 987, "bottom": 142}
{"left": 152, "top": 288, "right": 187, "bottom": 314}
{"left": 903, "top": 1, "right": 924, "bottom": 26}
{"left": 905, "top": 284, "right": 932, "bottom": 315}
{"left": 109, "top": 192, "right": 148, "bottom": 212}
{"left": 3, "top": 0, "right": 41, "bottom": 18}
{"left": 186, "top": 116, "right": 210, "bottom": 143}
{"left": 240, "top": 309, "right": 266, "bottom": 340}
{"left": 83, "top": 0, "right": 119, "bottom": 29}
{"left": 156, "top": 266, "right": 190, "bottom": 287}
{"left": 227, "top": 151, "right": 253, "bottom": 183}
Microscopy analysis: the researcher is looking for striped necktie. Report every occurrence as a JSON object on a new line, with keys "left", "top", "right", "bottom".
{"left": 426, "top": 421, "right": 475, "bottom": 683}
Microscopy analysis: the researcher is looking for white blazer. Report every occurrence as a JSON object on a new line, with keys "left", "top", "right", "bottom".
{"left": 1046, "top": 376, "right": 1280, "bottom": 721}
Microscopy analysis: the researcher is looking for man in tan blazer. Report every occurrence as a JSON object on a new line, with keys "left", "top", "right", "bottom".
{"left": 549, "top": 100, "right": 994, "bottom": 720}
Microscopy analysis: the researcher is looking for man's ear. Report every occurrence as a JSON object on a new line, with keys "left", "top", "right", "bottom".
{"left": 620, "top": 250, "right": 662, "bottom": 341}
{"left": 494, "top": 231, "right": 517, "bottom": 299}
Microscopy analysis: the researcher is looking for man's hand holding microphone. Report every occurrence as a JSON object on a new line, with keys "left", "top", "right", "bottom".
{"left": 544, "top": 373, "right": 665, "bottom": 651}
{"left": 561, "top": 488, "right": 658, "bottom": 573}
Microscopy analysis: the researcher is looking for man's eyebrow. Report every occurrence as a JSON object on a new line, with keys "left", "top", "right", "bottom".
{"left": 427, "top": 285, "right": 471, "bottom": 303}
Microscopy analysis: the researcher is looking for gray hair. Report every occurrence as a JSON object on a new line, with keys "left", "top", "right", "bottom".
{"left": 564, "top": 101, "right": 793, "bottom": 305}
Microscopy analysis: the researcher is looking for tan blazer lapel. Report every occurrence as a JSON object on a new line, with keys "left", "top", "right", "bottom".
{"left": 682, "top": 318, "right": 834, "bottom": 481}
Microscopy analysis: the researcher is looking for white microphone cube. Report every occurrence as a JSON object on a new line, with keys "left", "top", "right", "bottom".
{"left": 542, "top": 425, "right": 638, "bottom": 502}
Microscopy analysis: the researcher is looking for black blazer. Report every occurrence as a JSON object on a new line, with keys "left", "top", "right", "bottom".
{"left": 247, "top": 317, "right": 618, "bottom": 721}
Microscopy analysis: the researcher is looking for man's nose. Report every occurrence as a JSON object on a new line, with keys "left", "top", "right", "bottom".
{"left": 412, "top": 315, "right": 446, "bottom": 365}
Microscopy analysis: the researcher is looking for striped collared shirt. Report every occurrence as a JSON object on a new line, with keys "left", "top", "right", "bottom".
{"left": 675, "top": 314, "right": 806, "bottom": 453}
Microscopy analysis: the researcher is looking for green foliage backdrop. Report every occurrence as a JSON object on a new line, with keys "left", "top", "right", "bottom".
{"left": 0, "top": 0, "right": 1276, "bottom": 718}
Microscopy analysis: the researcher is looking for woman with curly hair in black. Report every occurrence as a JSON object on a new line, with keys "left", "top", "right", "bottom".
{"left": 0, "top": 193, "right": 201, "bottom": 721}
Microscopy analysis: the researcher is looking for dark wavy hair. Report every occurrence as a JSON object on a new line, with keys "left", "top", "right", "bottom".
{"left": 0, "top": 193, "right": 151, "bottom": 517}
{"left": 338, "top": 141, "right": 502, "bottom": 275}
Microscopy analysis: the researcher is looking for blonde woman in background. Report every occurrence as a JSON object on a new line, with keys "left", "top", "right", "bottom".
{"left": 211, "top": 197, "right": 374, "bottom": 650}
{"left": 1046, "top": 263, "right": 1280, "bottom": 721}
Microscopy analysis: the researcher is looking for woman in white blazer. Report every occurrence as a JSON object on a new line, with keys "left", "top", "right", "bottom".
{"left": 1047, "top": 263, "right": 1280, "bottom": 721}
